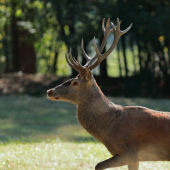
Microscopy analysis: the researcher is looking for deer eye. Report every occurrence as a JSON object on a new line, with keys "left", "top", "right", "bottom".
{"left": 72, "top": 81, "right": 79, "bottom": 86}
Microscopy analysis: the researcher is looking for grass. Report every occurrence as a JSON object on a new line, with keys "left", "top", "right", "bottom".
{"left": 0, "top": 95, "right": 170, "bottom": 169}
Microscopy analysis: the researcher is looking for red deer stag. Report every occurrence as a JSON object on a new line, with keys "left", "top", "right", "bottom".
{"left": 47, "top": 18, "right": 170, "bottom": 170}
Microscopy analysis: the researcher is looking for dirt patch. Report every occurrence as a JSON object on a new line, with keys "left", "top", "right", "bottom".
{"left": 0, "top": 73, "right": 69, "bottom": 96}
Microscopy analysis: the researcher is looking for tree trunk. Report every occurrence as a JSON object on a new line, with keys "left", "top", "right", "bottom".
{"left": 56, "top": 6, "right": 77, "bottom": 77}
{"left": 3, "top": 24, "right": 10, "bottom": 72}
{"left": 19, "top": 30, "right": 36, "bottom": 74}
{"left": 121, "top": 36, "right": 128, "bottom": 77}
{"left": 117, "top": 42, "right": 122, "bottom": 77}
{"left": 52, "top": 51, "right": 58, "bottom": 74}
{"left": 137, "top": 40, "right": 143, "bottom": 73}
{"left": 11, "top": 0, "right": 20, "bottom": 72}
{"left": 130, "top": 39, "right": 136, "bottom": 74}
{"left": 100, "top": 56, "right": 107, "bottom": 77}
{"left": 19, "top": 0, "right": 36, "bottom": 74}
{"left": 155, "top": 41, "right": 168, "bottom": 77}
{"left": 4, "top": 0, "right": 10, "bottom": 72}
{"left": 99, "top": 36, "right": 107, "bottom": 78}
{"left": 165, "top": 39, "right": 170, "bottom": 75}
{"left": 165, "top": 39, "right": 170, "bottom": 69}
{"left": 68, "top": 24, "right": 78, "bottom": 77}
{"left": 158, "top": 50, "right": 168, "bottom": 77}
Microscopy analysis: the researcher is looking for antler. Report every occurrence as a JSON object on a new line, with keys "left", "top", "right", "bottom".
{"left": 66, "top": 18, "right": 132, "bottom": 73}
{"left": 65, "top": 49, "right": 86, "bottom": 74}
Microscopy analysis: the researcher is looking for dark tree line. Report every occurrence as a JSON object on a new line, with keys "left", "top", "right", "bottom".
{"left": 41, "top": 0, "right": 170, "bottom": 79}
{"left": 0, "top": 0, "right": 170, "bottom": 97}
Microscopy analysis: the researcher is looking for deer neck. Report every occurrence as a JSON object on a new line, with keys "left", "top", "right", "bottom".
{"left": 76, "top": 81, "right": 120, "bottom": 141}
{"left": 77, "top": 82, "right": 111, "bottom": 111}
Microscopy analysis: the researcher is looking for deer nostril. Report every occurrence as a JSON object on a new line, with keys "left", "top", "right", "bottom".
{"left": 47, "top": 90, "right": 53, "bottom": 96}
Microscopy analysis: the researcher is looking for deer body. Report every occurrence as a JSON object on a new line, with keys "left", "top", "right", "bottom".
{"left": 47, "top": 18, "right": 170, "bottom": 170}
{"left": 77, "top": 78, "right": 170, "bottom": 169}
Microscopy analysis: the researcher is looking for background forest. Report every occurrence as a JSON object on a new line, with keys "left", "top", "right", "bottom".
{"left": 1, "top": 1, "right": 170, "bottom": 169}
{"left": 0, "top": 0, "right": 170, "bottom": 97}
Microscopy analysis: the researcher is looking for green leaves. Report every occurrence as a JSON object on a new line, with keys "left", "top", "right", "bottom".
{"left": 15, "top": 9, "right": 22, "bottom": 17}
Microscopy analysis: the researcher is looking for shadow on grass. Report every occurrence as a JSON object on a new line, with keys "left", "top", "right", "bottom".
{"left": 0, "top": 95, "right": 170, "bottom": 144}
{"left": 0, "top": 95, "right": 99, "bottom": 143}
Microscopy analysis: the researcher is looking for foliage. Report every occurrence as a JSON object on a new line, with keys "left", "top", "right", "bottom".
{"left": 0, "top": 0, "right": 170, "bottom": 96}
{"left": 117, "top": 0, "right": 170, "bottom": 77}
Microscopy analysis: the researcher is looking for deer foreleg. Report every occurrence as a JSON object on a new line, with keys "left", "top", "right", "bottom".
{"left": 95, "top": 154, "right": 138, "bottom": 170}
{"left": 128, "top": 162, "right": 139, "bottom": 170}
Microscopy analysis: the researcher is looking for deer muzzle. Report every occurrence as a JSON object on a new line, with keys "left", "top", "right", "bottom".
{"left": 47, "top": 89, "right": 60, "bottom": 100}
{"left": 47, "top": 89, "right": 53, "bottom": 96}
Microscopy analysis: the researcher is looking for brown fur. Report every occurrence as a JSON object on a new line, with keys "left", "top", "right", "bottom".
{"left": 47, "top": 73, "right": 170, "bottom": 170}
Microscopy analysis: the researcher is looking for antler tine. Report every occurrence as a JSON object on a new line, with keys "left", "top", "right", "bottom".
{"left": 69, "top": 49, "right": 82, "bottom": 73}
{"left": 72, "top": 55, "right": 84, "bottom": 69}
{"left": 68, "top": 48, "right": 86, "bottom": 74}
{"left": 77, "top": 54, "right": 85, "bottom": 68}
{"left": 99, "top": 18, "right": 113, "bottom": 52}
{"left": 76, "top": 54, "right": 81, "bottom": 66}
{"left": 69, "top": 49, "right": 77, "bottom": 66}
{"left": 65, "top": 51, "right": 80, "bottom": 73}
{"left": 69, "top": 49, "right": 80, "bottom": 67}
{"left": 65, "top": 51, "right": 72, "bottom": 67}
{"left": 105, "top": 18, "right": 110, "bottom": 32}
{"left": 89, "top": 18, "right": 132, "bottom": 70}
{"left": 81, "top": 39, "right": 91, "bottom": 61}
{"left": 89, "top": 37, "right": 102, "bottom": 69}
{"left": 77, "top": 54, "right": 80, "bottom": 64}
{"left": 121, "top": 23, "right": 133, "bottom": 35}
{"left": 102, "top": 18, "right": 106, "bottom": 34}
{"left": 111, "top": 22, "right": 116, "bottom": 31}
{"left": 116, "top": 18, "right": 121, "bottom": 31}
{"left": 72, "top": 56, "right": 78, "bottom": 65}
{"left": 86, "top": 18, "right": 113, "bottom": 67}
{"left": 93, "top": 37, "right": 101, "bottom": 60}
{"left": 66, "top": 18, "right": 132, "bottom": 74}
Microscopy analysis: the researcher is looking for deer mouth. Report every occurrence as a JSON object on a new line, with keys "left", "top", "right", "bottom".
{"left": 47, "top": 95, "right": 60, "bottom": 101}
{"left": 55, "top": 96, "right": 60, "bottom": 100}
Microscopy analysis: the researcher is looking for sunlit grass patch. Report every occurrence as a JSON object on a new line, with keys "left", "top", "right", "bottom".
{"left": 0, "top": 140, "right": 127, "bottom": 170}
{"left": 0, "top": 140, "right": 170, "bottom": 170}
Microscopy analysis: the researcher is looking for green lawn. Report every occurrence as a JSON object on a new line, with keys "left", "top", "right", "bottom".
{"left": 0, "top": 95, "right": 170, "bottom": 169}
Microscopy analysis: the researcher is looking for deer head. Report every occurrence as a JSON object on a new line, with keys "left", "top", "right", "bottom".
{"left": 47, "top": 18, "right": 132, "bottom": 105}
